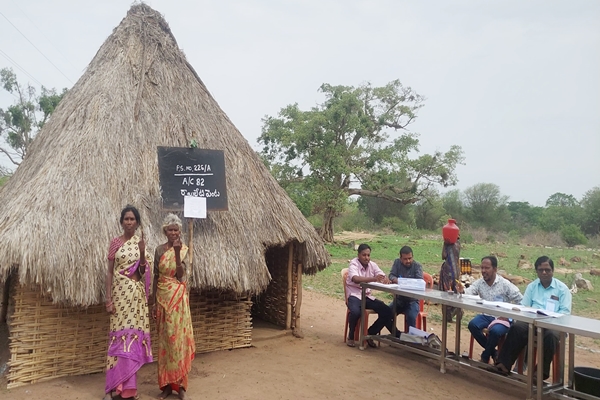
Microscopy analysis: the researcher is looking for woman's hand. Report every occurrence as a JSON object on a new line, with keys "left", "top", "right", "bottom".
{"left": 106, "top": 300, "right": 115, "bottom": 315}
{"left": 173, "top": 237, "right": 182, "bottom": 252}
{"left": 138, "top": 230, "right": 146, "bottom": 254}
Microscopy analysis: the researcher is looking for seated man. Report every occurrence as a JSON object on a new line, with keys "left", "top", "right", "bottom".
{"left": 465, "top": 256, "right": 523, "bottom": 363}
{"left": 346, "top": 243, "right": 394, "bottom": 348}
{"left": 490, "top": 256, "right": 572, "bottom": 381}
{"left": 388, "top": 246, "right": 423, "bottom": 330}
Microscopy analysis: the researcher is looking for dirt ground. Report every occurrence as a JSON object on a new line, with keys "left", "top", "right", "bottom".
{"left": 1, "top": 290, "right": 599, "bottom": 400}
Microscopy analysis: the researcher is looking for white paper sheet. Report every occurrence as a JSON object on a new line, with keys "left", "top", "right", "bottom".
{"left": 184, "top": 196, "right": 207, "bottom": 218}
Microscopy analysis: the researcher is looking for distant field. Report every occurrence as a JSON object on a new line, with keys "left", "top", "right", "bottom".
{"left": 304, "top": 233, "right": 600, "bottom": 320}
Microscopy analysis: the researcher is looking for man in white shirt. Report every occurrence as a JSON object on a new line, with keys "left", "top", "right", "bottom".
{"left": 465, "top": 256, "right": 523, "bottom": 363}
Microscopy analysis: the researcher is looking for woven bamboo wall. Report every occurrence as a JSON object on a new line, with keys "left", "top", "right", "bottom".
{"left": 252, "top": 244, "right": 289, "bottom": 326}
{"left": 6, "top": 283, "right": 252, "bottom": 389}
{"left": 7, "top": 282, "right": 107, "bottom": 389}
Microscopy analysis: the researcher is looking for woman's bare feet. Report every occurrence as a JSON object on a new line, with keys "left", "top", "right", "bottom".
{"left": 158, "top": 387, "right": 172, "bottom": 399}
{"left": 102, "top": 393, "right": 113, "bottom": 400}
{"left": 178, "top": 388, "right": 187, "bottom": 400}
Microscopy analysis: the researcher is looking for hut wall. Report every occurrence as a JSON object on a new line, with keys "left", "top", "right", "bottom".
{"left": 252, "top": 243, "right": 303, "bottom": 328}
{"left": 7, "top": 284, "right": 251, "bottom": 389}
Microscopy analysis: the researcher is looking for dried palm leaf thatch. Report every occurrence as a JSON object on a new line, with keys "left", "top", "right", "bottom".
{"left": 0, "top": 4, "right": 330, "bottom": 307}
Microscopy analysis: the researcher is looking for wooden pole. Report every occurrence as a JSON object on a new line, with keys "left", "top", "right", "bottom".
{"left": 285, "top": 243, "right": 293, "bottom": 330}
{"left": 293, "top": 263, "right": 303, "bottom": 337}
{"left": 187, "top": 219, "right": 194, "bottom": 270}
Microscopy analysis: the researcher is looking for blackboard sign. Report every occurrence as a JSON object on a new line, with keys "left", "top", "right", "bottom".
{"left": 157, "top": 146, "right": 228, "bottom": 211}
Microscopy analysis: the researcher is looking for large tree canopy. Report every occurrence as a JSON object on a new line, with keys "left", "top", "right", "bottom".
{"left": 259, "top": 80, "right": 464, "bottom": 241}
{"left": 0, "top": 68, "right": 66, "bottom": 166}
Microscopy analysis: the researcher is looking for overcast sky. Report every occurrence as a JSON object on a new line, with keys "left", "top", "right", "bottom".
{"left": 1, "top": 0, "right": 599, "bottom": 206}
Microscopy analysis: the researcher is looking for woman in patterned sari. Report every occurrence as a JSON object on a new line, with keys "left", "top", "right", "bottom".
{"left": 150, "top": 214, "right": 195, "bottom": 400}
{"left": 104, "top": 205, "right": 153, "bottom": 400}
{"left": 439, "top": 238, "right": 462, "bottom": 321}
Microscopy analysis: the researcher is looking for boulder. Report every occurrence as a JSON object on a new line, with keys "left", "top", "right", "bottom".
{"left": 573, "top": 273, "right": 594, "bottom": 291}
{"left": 590, "top": 269, "right": 600, "bottom": 276}
{"left": 592, "top": 253, "right": 600, "bottom": 260}
{"left": 517, "top": 259, "right": 532, "bottom": 269}
{"left": 492, "top": 252, "right": 508, "bottom": 258}
{"left": 506, "top": 275, "right": 526, "bottom": 285}
{"left": 570, "top": 256, "right": 582, "bottom": 263}
{"left": 559, "top": 257, "right": 571, "bottom": 267}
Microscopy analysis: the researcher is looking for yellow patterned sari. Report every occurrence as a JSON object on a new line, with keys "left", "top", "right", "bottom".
{"left": 155, "top": 244, "right": 196, "bottom": 392}
{"left": 105, "top": 235, "right": 153, "bottom": 396}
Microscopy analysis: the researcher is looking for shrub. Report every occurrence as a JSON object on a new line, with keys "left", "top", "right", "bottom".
{"left": 560, "top": 224, "right": 588, "bottom": 247}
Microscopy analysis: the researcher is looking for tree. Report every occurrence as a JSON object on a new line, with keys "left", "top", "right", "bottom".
{"left": 545, "top": 192, "right": 579, "bottom": 208}
{"left": 507, "top": 201, "right": 543, "bottom": 230}
{"left": 0, "top": 68, "right": 66, "bottom": 166}
{"left": 441, "top": 189, "right": 466, "bottom": 224}
{"left": 414, "top": 191, "right": 448, "bottom": 230}
{"left": 463, "top": 183, "right": 509, "bottom": 228}
{"left": 580, "top": 187, "right": 600, "bottom": 235}
{"left": 259, "top": 80, "right": 464, "bottom": 241}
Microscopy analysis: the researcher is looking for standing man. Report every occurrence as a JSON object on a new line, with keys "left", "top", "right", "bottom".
{"left": 465, "top": 256, "right": 523, "bottom": 363}
{"left": 490, "top": 256, "right": 572, "bottom": 382}
{"left": 346, "top": 244, "right": 394, "bottom": 348}
{"left": 388, "top": 246, "right": 423, "bottom": 329}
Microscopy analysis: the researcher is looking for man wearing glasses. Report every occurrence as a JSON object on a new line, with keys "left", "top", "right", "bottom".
{"left": 489, "top": 256, "right": 572, "bottom": 382}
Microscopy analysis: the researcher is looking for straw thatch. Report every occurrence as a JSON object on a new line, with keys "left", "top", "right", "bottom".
{"left": 0, "top": 3, "right": 330, "bottom": 307}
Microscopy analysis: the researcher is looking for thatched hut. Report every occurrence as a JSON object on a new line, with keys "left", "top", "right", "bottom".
{"left": 0, "top": 4, "right": 329, "bottom": 388}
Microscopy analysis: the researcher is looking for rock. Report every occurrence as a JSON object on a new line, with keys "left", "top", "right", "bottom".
{"left": 520, "top": 254, "right": 527, "bottom": 259}
{"left": 517, "top": 259, "right": 532, "bottom": 269}
{"left": 593, "top": 253, "right": 600, "bottom": 260}
{"left": 570, "top": 256, "right": 582, "bottom": 263}
{"left": 590, "top": 269, "right": 600, "bottom": 276}
{"left": 492, "top": 252, "right": 508, "bottom": 258}
{"left": 573, "top": 273, "right": 594, "bottom": 291}
{"left": 498, "top": 270, "right": 508, "bottom": 278}
{"left": 586, "top": 298, "right": 598, "bottom": 304}
{"left": 559, "top": 257, "right": 571, "bottom": 267}
{"left": 506, "top": 275, "right": 525, "bottom": 285}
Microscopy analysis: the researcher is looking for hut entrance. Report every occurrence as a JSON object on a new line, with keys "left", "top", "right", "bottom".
{"left": 252, "top": 242, "right": 302, "bottom": 332}
{"left": 0, "top": 272, "right": 12, "bottom": 378}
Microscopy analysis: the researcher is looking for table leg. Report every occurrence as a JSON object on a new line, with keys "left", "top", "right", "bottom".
{"left": 558, "top": 332, "right": 566, "bottom": 386}
{"left": 359, "top": 287, "right": 367, "bottom": 350}
{"left": 441, "top": 305, "right": 448, "bottom": 373}
{"left": 392, "top": 294, "right": 397, "bottom": 337}
{"left": 454, "top": 307, "right": 462, "bottom": 359}
{"left": 568, "top": 334, "right": 575, "bottom": 388}
{"left": 527, "top": 322, "right": 535, "bottom": 400}
{"left": 536, "top": 326, "right": 544, "bottom": 400}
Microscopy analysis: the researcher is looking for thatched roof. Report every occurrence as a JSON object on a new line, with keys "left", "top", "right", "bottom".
{"left": 0, "top": 4, "right": 330, "bottom": 306}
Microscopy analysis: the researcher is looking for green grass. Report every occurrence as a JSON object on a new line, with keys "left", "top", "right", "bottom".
{"left": 304, "top": 234, "right": 600, "bottom": 319}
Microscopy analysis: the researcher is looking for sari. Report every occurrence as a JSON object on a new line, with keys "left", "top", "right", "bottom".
{"left": 105, "top": 235, "right": 153, "bottom": 397}
{"left": 155, "top": 244, "right": 196, "bottom": 392}
{"left": 439, "top": 240, "right": 461, "bottom": 321}
{"left": 439, "top": 240, "right": 461, "bottom": 292}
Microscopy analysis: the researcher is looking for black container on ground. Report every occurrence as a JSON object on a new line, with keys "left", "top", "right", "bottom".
{"left": 573, "top": 367, "right": 600, "bottom": 397}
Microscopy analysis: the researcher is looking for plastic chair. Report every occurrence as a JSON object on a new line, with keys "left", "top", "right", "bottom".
{"left": 468, "top": 328, "right": 506, "bottom": 362}
{"left": 516, "top": 338, "right": 561, "bottom": 383}
{"left": 341, "top": 268, "right": 376, "bottom": 345}
{"left": 401, "top": 272, "right": 433, "bottom": 332}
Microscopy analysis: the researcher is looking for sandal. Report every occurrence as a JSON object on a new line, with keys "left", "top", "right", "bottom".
{"left": 346, "top": 339, "right": 355, "bottom": 347}
{"left": 366, "top": 339, "right": 377, "bottom": 348}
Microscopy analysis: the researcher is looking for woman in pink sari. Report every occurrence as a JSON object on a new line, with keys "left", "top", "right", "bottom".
{"left": 104, "top": 205, "right": 153, "bottom": 400}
